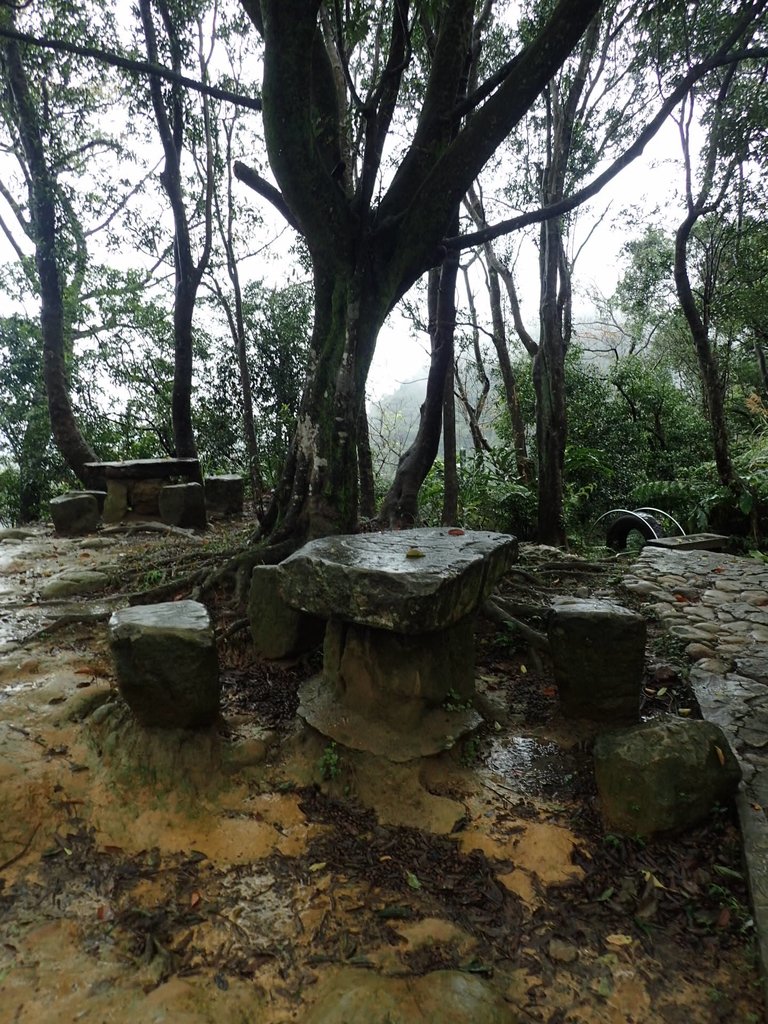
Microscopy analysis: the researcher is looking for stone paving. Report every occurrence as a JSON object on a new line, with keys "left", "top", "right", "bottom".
{"left": 624, "top": 545, "right": 768, "bottom": 1015}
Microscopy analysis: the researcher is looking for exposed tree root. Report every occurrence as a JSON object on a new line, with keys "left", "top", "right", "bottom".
{"left": 536, "top": 559, "right": 609, "bottom": 573}
{"left": 0, "top": 823, "right": 40, "bottom": 873}
{"left": 217, "top": 617, "right": 250, "bottom": 642}
{"left": 483, "top": 597, "right": 549, "bottom": 651}
{"left": 20, "top": 610, "right": 112, "bottom": 644}
{"left": 101, "top": 523, "right": 204, "bottom": 542}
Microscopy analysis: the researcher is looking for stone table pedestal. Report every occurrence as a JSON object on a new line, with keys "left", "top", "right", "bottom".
{"left": 278, "top": 528, "right": 518, "bottom": 761}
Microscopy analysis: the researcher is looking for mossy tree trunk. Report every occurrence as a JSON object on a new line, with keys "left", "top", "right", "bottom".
{"left": 241, "top": 0, "right": 603, "bottom": 544}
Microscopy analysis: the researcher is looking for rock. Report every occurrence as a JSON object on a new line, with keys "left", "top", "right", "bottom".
{"left": 278, "top": 528, "right": 518, "bottom": 634}
{"left": 222, "top": 737, "right": 270, "bottom": 773}
{"left": 159, "top": 482, "right": 207, "bottom": 530}
{"left": 49, "top": 493, "right": 100, "bottom": 536}
{"left": 594, "top": 717, "right": 742, "bottom": 836}
{"left": 131, "top": 479, "right": 163, "bottom": 514}
{"left": 103, "top": 480, "right": 128, "bottom": 524}
{"left": 548, "top": 938, "right": 579, "bottom": 963}
{"left": 204, "top": 474, "right": 244, "bottom": 515}
{"left": 41, "top": 569, "right": 109, "bottom": 600}
{"left": 0, "top": 527, "right": 37, "bottom": 541}
{"left": 108, "top": 600, "right": 220, "bottom": 729}
{"left": 548, "top": 599, "right": 645, "bottom": 723}
{"left": 303, "top": 968, "right": 517, "bottom": 1024}
{"left": 734, "top": 656, "right": 768, "bottom": 685}
{"left": 249, "top": 564, "right": 324, "bottom": 659}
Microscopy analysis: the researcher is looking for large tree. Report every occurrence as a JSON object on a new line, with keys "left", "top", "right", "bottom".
{"left": 236, "top": 0, "right": 604, "bottom": 544}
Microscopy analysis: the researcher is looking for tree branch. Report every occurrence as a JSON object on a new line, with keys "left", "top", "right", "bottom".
{"left": 446, "top": 46, "right": 768, "bottom": 251}
{"left": 233, "top": 160, "right": 303, "bottom": 234}
{"left": 0, "top": 24, "right": 262, "bottom": 111}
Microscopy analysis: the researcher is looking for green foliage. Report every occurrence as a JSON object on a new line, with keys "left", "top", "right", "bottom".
{"left": 318, "top": 742, "right": 342, "bottom": 781}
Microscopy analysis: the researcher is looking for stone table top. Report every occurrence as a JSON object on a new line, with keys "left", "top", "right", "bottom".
{"left": 278, "top": 528, "right": 518, "bottom": 633}
{"left": 84, "top": 458, "right": 202, "bottom": 480}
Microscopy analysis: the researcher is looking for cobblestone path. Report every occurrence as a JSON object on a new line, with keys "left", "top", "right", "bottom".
{"left": 625, "top": 546, "right": 768, "bottom": 1011}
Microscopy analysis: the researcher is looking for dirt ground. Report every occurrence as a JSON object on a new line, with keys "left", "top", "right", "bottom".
{"left": 0, "top": 523, "right": 763, "bottom": 1023}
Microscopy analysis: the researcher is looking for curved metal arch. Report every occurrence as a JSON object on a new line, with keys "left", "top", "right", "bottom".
{"left": 632, "top": 507, "right": 686, "bottom": 537}
{"left": 592, "top": 508, "right": 662, "bottom": 539}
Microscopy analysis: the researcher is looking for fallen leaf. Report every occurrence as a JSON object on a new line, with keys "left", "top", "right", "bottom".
{"left": 406, "top": 871, "right": 422, "bottom": 890}
{"left": 190, "top": 891, "right": 201, "bottom": 908}
{"left": 520, "top": 664, "right": 527, "bottom": 674}
{"left": 674, "top": 594, "right": 689, "bottom": 603}
{"left": 309, "top": 862, "right": 327, "bottom": 873}
{"left": 448, "top": 528, "right": 465, "bottom": 536}
{"left": 656, "top": 687, "right": 668, "bottom": 698}
{"left": 406, "top": 548, "right": 425, "bottom": 559}
{"left": 716, "top": 907, "right": 731, "bottom": 928}
{"left": 715, "top": 745, "right": 725, "bottom": 766}
{"left": 678, "top": 707, "right": 692, "bottom": 717}
{"left": 604, "top": 933, "right": 633, "bottom": 947}
{"left": 641, "top": 870, "right": 667, "bottom": 890}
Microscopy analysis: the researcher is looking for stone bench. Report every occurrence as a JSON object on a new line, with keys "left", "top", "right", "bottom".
{"left": 84, "top": 459, "right": 204, "bottom": 525}
{"left": 277, "top": 528, "right": 518, "bottom": 761}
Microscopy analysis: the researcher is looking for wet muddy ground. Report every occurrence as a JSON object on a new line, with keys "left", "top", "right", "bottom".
{"left": 0, "top": 526, "right": 763, "bottom": 1022}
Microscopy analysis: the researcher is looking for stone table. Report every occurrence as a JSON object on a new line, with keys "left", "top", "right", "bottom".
{"left": 84, "top": 459, "right": 203, "bottom": 524}
{"left": 278, "top": 528, "right": 518, "bottom": 761}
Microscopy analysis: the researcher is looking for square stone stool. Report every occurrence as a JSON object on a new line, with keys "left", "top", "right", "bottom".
{"left": 108, "top": 600, "right": 220, "bottom": 729}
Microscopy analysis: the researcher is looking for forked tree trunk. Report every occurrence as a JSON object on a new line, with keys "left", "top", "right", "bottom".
{"left": 259, "top": 264, "right": 385, "bottom": 543}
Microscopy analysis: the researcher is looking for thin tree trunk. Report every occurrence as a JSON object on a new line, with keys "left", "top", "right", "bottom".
{"left": 0, "top": 11, "right": 99, "bottom": 488}
{"left": 754, "top": 336, "right": 768, "bottom": 399}
{"left": 674, "top": 212, "right": 737, "bottom": 489}
{"left": 379, "top": 243, "right": 460, "bottom": 528}
{"left": 139, "top": 0, "right": 213, "bottom": 460}
{"left": 442, "top": 356, "right": 458, "bottom": 525}
{"left": 486, "top": 260, "right": 531, "bottom": 481}
{"left": 358, "top": 404, "right": 377, "bottom": 520}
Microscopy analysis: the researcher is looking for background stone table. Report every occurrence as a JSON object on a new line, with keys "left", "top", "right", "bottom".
{"left": 84, "top": 459, "right": 203, "bottom": 524}
{"left": 278, "top": 528, "right": 518, "bottom": 760}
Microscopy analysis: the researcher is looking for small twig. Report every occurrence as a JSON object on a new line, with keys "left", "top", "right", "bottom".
{"left": 0, "top": 823, "right": 40, "bottom": 873}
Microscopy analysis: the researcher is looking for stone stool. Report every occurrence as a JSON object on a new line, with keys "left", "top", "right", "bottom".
{"left": 159, "top": 482, "right": 207, "bottom": 529}
{"left": 205, "top": 474, "right": 244, "bottom": 515}
{"left": 50, "top": 492, "right": 100, "bottom": 536}
{"left": 278, "top": 528, "right": 518, "bottom": 760}
{"left": 548, "top": 597, "right": 646, "bottom": 723}
{"left": 249, "top": 564, "right": 325, "bottom": 659}
{"left": 108, "top": 600, "right": 220, "bottom": 728}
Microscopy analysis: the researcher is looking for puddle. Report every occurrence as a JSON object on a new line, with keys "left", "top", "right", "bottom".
{"left": 484, "top": 735, "right": 587, "bottom": 799}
